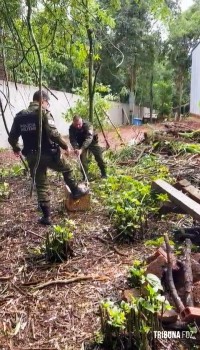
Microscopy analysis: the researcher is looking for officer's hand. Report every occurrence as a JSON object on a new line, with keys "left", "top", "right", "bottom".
{"left": 14, "top": 151, "right": 21, "bottom": 158}
{"left": 74, "top": 149, "right": 82, "bottom": 156}
{"left": 64, "top": 149, "right": 71, "bottom": 157}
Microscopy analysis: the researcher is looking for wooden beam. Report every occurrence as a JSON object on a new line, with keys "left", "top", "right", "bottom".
{"left": 152, "top": 179, "right": 200, "bottom": 221}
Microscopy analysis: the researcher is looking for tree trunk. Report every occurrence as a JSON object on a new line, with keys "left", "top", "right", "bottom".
{"left": 178, "top": 79, "right": 183, "bottom": 119}
{"left": 149, "top": 70, "right": 154, "bottom": 123}
{"left": 87, "top": 28, "right": 94, "bottom": 123}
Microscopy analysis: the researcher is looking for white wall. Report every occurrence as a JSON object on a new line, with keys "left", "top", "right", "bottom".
{"left": 0, "top": 81, "right": 81, "bottom": 148}
{"left": 190, "top": 43, "right": 200, "bottom": 116}
{"left": 0, "top": 81, "right": 148, "bottom": 148}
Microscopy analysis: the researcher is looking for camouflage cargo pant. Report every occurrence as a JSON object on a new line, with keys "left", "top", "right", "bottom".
{"left": 26, "top": 153, "right": 77, "bottom": 204}
{"left": 80, "top": 143, "right": 106, "bottom": 176}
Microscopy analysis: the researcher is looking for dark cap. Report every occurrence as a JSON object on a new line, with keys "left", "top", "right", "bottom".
{"left": 33, "top": 90, "right": 50, "bottom": 102}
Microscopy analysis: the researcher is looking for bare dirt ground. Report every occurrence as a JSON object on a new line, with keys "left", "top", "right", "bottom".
{"left": 98, "top": 115, "right": 200, "bottom": 150}
{"left": 1, "top": 118, "right": 200, "bottom": 350}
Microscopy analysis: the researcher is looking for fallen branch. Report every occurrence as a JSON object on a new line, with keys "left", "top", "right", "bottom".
{"left": 26, "top": 230, "right": 44, "bottom": 239}
{"left": 33, "top": 275, "right": 104, "bottom": 290}
{"left": 183, "top": 239, "right": 193, "bottom": 307}
{"left": 0, "top": 276, "right": 12, "bottom": 281}
{"left": 94, "top": 235, "right": 128, "bottom": 256}
{"left": 164, "top": 233, "right": 185, "bottom": 313}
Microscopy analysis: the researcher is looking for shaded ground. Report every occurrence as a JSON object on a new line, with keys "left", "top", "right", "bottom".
{"left": 0, "top": 170, "right": 152, "bottom": 350}
{"left": 1, "top": 119, "right": 200, "bottom": 349}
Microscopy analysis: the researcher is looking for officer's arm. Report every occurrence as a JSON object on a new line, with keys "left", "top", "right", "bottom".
{"left": 69, "top": 125, "right": 79, "bottom": 149}
{"left": 43, "top": 111, "right": 68, "bottom": 150}
{"left": 81, "top": 124, "right": 94, "bottom": 150}
{"left": 8, "top": 118, "right": 21, "bottom": 152}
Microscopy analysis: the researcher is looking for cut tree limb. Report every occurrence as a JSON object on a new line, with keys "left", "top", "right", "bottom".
{"left": 182, "top": 239, "right": 194, "bottom": 307}
{"left": 164, "top": 233, "right": 185, "bottom": 313}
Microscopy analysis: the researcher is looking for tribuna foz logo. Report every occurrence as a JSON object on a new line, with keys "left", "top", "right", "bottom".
{"left": 154, "top": 331, "right": 196, "bottom": 339}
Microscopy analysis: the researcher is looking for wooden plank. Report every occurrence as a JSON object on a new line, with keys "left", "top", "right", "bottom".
{"left": 152, "top": 179, "right": 200, "bottom": 221}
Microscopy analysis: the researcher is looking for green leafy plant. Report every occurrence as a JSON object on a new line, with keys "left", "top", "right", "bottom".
{"left": 0, "top": 182, "right": 10, "bottom": 200}
{"left": 129, "top": 260, "right": 146, "bottom": 287}
{"left": 100, "top": 271, "right": 172, "bottom": 350}
{"left": 145, "top": 236, "right": 174, "bottom": 248}
{"left": 0, "top": 163, "right": 26, "bottom": 179}
{"left": 45, "top": 219, "right": 75, "bottom": 262}
{"left": 9, "top": 163, "right": 25, "bottom": 177}
{"left": 95, "top": 175, "right": 168, "bottom": 241}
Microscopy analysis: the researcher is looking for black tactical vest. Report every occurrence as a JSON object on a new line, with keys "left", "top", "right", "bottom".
{"left": 15, "top": 110, "right": 52, "bottom": 155}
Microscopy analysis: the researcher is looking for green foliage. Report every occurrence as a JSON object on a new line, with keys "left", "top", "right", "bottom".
{"left": 145, "top": 236, "right": 174, "bottom": 248}
{"left": 0, "top": 164, "right": 25, "bottom": 179}
{"left": 100, "top": 265, "right": 172, "bottom": 350}
{"left": 176, "top": 143, "right": 200, "bottom": 154}
{"left": 153, "top": 63, "right": 174, "bottom": 115}
{"left": 92, "top": 152, "right": 171, "bottom": 241}
{"left": 153, "top": 140, "right": 200, "bottom": 155}
{"left": 64, "top": 82, "right": 112, "bottom": 128}
{"left": 96, "top": 173, "right": 168, "bottom": 240}
{"left": 107, "top": 150, "right": 170, "bottom": 182}
{"left": 0, "top": 182, "right": 10, "bottom": 200}
{"left": 129, "top": 260, "right": 146, "bottom": 287}
{"left": 2, "top": 0, "right": 199, "bottom": 121}
{"left": 45, "top": 219, "right": 75, "bottom": 262}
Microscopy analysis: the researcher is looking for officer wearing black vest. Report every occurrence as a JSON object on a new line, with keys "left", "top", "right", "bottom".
{"left": 69, "top": 115, "right": 107, "bottom": 179}
{"left": 8, "top": 90, "right": 88, "bottom": 225}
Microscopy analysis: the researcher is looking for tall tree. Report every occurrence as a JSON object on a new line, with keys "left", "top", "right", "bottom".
{"left": 167, "top": 0, "right": 200, "bottom": 117}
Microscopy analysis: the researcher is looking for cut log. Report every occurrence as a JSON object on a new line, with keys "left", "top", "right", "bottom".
{"left": 182, "top": 239, "right": 194, "bottom": 307}
{"left": 64, "top": 185, "right": 90, "bottom": 211}
{"left": 164, "top": 233, "right": 185, "bottom": 313}
{"left": 152, "top": 179, "right": 200, "bottom": 222}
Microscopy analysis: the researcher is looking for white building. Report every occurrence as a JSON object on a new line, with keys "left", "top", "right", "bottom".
{"left": 190, "top": 42, "right": 200, "bottom": 116}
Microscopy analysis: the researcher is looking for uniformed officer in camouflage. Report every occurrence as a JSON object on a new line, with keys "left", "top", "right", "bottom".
{"left": 69, "top": 115, "right": 107, "bottom": 179}
{"left": 8, "top": 91, "right": 88, "bottom": 225}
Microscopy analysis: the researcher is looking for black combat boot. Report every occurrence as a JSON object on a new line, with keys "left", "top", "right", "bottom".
{"left": 39, "top": 202, "right": 51, "bottom": 225}
{"left": 71, "top": 185, "right": 90, "bottom": 199}
{"left": 100, "top": 168, "right": 107, "bottom": 179}
{"left": 63, "top": 172, "right": 89, "bottom": 199}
